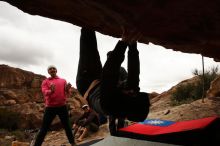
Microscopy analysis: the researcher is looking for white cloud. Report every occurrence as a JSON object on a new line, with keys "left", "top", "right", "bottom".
{"left": 0, "top": 25, "right": 54, "bottom": 65}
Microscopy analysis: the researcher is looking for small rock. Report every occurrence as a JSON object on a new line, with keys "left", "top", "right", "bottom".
{"left": 164, "top": 109, "right": 170, "bottom": 115}
{"left": 12, "top": 140, "right": 30, "bottom": 146}
{"left": 4, "top": 99, "right": 16, "bottom": 105}
{"left": 5, "top": 135, "right": 13, "bottom": 140}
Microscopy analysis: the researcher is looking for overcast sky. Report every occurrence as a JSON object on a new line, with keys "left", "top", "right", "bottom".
{"left": 0, "top": 2, "right": 219, "bottom": 93}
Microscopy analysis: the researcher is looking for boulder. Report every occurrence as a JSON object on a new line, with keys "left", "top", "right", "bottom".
{"left": 2, "top": 0, "right": 220, "bottom": 60}
{"left": 206, "top": 76, "right": 220, "bottom": 98}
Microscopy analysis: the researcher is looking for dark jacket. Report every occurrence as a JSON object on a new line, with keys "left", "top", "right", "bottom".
{"left": 87, "top": 41, "right": 150, "bottom": 122}
{"left": 117, "top": 67, "right": 128, "bottom": 89}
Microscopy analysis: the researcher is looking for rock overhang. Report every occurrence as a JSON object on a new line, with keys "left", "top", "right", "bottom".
{"left": 1, "top": 0, "right": 220, "bottom": 61}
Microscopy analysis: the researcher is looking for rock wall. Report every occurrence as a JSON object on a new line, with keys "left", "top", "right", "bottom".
{"left": 206, "top": 76, "right": 220, "bottom": 98}
{"left": 0, "top": 64, "right": 45, "bottom": 104}
{"left": 2, "top": 0, "right": 220, "bottom": 60}
{"left": 0, "top": 65, "right": 85, "bottom": 129}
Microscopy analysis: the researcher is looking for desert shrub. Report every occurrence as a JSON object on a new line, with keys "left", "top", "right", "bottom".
{"left": 0, "top": 108, "right": 20, "bottom": 130}
{"left": 171, "top": 83, "right": 195, "bottom": 105}
{"left": 193, "top": 66, "right": 219, "bottom": 90}
{"left": 171, "top": 66, "right": 219, "bottom": 105}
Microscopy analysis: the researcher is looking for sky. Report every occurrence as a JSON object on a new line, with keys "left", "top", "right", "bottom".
{"left": 0, "top": 2, "right": 219, "bottom": 93}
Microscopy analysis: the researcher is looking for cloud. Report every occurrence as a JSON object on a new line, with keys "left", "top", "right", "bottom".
{"left": 0, "top": 2, "right": 80, "bottom": 67}
{"left": 0, "top": 2, "right": 29, "bottom": 28}
{"left": 0, "top": 25, "right": 54, "bottom": 65}
{"left": 0, "top": 2, "right": 58, "bottom": 66}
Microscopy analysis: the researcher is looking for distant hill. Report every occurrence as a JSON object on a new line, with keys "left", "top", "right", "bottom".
{"left": 148, "top": 75, "right": 220, "bottom": 121}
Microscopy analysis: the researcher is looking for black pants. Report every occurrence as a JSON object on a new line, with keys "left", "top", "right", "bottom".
{"left": 33, "top": 106, "right": 74, "bottom": 146}
{"left": 101, "top": 40, "right": 140, "bottom": 93}
{"left": 76, "top": 28, "right": 140, "bottom": 98}
{"left": 102, "top": 40, "right": 150, "bottom": 122}
{"left": 109, "top": 116, "right": 125, "bottom": 135}
{"left": 76, "top": 28, "right": 102, "bottom": 96}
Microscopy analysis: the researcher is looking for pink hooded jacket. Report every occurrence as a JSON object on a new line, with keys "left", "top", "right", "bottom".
{"left": 41, "top": 76, "right": 67, "bottom": 107}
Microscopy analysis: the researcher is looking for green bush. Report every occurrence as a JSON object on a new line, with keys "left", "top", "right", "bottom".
{"left": 171, "top": 66, "right": 219, "bottom": 105}
{"left": 0, "top": 108, "right": 20, "bottom": 130}
{"left": 171, "top": 83, "right": 195, "bottom": 105}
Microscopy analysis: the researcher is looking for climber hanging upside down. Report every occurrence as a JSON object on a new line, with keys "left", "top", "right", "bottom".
{"left": 76, "top": 27, "right": 150, "bottom": 122}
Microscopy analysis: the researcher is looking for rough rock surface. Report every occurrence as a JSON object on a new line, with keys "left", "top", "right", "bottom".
{"left": 148, "top": 75, "right": 220, "bottom": 121}
{"left": 0, "top": 65, "right": 87, "bottom": 129}
{"left": 41, "top": 124, "right": 109, "bottom": 146}
{"left": 2, "top": 0, "right": 220, "bottom": 60}
{"left": 1, "top": 65, "right": 220, "bottom": 145}
{"left": 206, "top": 76, "right": 220, "bottom": 98}
{"left": 0, "top": 64, "right": 45, "bottom": 105}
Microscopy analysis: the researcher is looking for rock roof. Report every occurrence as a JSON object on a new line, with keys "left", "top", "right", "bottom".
{"left": 2, "top": 0, "right": 220, "bottom": 60}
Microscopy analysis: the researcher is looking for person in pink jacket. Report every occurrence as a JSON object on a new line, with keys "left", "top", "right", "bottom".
{"left": 33, "top": 65, "right": 76, "bottom": 146}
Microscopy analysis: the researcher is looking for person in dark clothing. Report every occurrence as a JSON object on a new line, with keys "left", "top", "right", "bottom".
{"left": 98, "top": 113, "right": 108, "bottom": 125}
{"left": 76, "top": 28, "right": 150, "bottom": 123}
{"left": 107, "top": 51, "right": 128, "bottom": 135}
{"left": 107, "top": 50, "right": 128, "bottom": 89}
{"left": 73, "top": 104, "right": 100, "bottom": 142}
